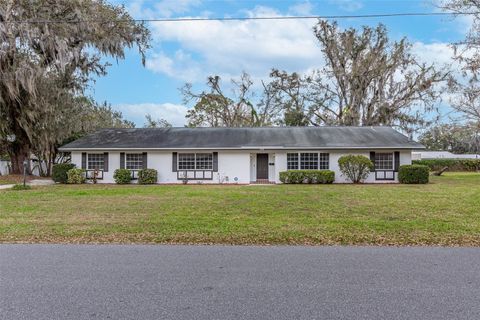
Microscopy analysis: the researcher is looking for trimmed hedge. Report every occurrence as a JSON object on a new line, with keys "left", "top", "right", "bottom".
{"left": 338, "top": 155, "right": 373, "bottom": 183}
{"left": 413, "top": 159, "right": 480, "bottom": 172}
{"left": 138, "top": 168, "right": 158, "bottom": 184}
{"left": 113, "top": 169, "right": 132, "bottom": 184}
{"left": 52, "top": 163, "right": 75, "bottom": 183}
{"left": 67, "top": 168, "right": 86, "bottom": 184}
{"left": 398, "top": 164, "right": 429, "bottom": 184}
{"left": 279, "top": 170, "right": 335, "bottom": 184}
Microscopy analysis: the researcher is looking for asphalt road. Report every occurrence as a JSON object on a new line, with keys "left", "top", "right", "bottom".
{"left": 1, "top": 245, "right": 480, "bottom": 320}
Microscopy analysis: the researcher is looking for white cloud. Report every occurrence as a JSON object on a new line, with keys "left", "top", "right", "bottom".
{"left": 328, "top": 0, "right": 363, "bottom": 12}
{"left": 411, "top": 42, "right": 456, "bottom": 67}
{"left": 125, "top": 0, "right": 201, "bottom": 19}
{"left": 288, "top": 2, "right": 314, "bottom": 15}
{"left": 146, "top": 50, "right": 202, "bottom": 81}
{"left": 145, "top": 6, "right": 323, "bottom": 81}
{"left": 114, "top": 103, "right": 188, "bottom": 127}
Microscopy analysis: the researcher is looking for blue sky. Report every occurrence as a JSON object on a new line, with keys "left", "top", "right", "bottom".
{"left": 89, "top": 0, "right": 469, "bottom": 127}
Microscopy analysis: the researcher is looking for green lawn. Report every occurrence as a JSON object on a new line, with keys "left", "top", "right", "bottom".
{"left": 0, "top": 172, "right": 479, "bottom": 246}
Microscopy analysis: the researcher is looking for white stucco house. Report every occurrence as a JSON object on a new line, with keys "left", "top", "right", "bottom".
{"left": 58, "top": 126, "right": 424, "bottom": 184}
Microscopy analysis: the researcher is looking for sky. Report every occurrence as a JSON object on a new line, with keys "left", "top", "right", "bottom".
{"left": 89, "top": 0, "right": 471, "bottom": 127}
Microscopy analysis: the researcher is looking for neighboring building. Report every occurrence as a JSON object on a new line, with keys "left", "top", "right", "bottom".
{"left": 0, "top": 159, "right": 9, "bottom": 175}
{"left": 412, "top": 151, "right": 480, "bottom": 160}
{"left": 58, "top": 126, "right": 424, "bottom": 184}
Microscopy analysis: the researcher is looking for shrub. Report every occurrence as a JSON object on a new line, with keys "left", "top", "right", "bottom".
{"left": 113, "top": 169, "right": 132, "bottom": 184}
{"left": 279, "top": 170, "right": 335, "bottom": 184}
{"left": 67, "top": 168, "right": 86, "bottom": 184}
{"left": 398, "top": 164, "right": 430, "bottom": 184}
{"left": 11, "top": 184, "right": 31, "bottom": 190}
{"left": 413, "top": 159, "right": 480, "bottom": 172}
{"left": 138, "top": 168, "right": 157, "bottom": 184}
{"left": 338, "top": 155, "right": 373, "bottom": 183}
{"left": 52, "top": 163, "right": 75, "bottom": 183}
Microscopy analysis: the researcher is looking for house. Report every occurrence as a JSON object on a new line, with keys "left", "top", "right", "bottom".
{"left": 412, "top": 151, "right": 480, "bottom": 160}
{"left": 58, "top": 126, "right": 424, "bottom": 184}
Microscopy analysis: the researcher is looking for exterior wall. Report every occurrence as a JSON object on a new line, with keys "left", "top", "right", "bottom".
{"left": 70, "top": 149, "right": 413, "bottom": 184}
{"left": 70, "top": 150, "right": 251, "bottom": 184}
{"left": 329, "top": 150, "right": 411, "bottom": 183}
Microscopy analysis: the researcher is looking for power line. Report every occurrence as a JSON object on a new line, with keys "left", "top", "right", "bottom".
{"left": 7, "top": 11, "right": 479, "bottom": 24}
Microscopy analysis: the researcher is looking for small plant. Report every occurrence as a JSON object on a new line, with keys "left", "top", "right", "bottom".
{"left": 338, "top": 155, "right": 373, "bottom": 183}
{"left": 399, "top": 164, "right": 429, "bottom": 184}
{"left": 138, "top": 168, "right": 157, "bottom": 184}
{"left": 52, "top": 163, "right": 75, "bottom": 183}
{"left": 11, "top": 184, "right": 31, "bottom": 190}
{"left": 279, "top": 170, "right": 335, "bottom": 184}
{"left": 113, "top": 169, "right": 132, "bottom": 184}
{"left": 67, "top": 168, "right": 86, "bottom": 184}
{"left": 91, "top": 169, "right": 100, "bottom": 184}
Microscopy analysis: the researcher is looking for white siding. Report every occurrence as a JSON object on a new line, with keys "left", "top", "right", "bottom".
{"left": 70, "top": 149, "right": 414, "bottom": 184}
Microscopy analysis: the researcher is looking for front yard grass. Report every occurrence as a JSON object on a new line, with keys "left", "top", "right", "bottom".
{"left": 0, "top": 172, "right": 479, "bottom": 246}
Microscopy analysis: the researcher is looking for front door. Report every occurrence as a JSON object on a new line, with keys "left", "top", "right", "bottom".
{"left": 256, "top": 154, "right": 269, "bottom": 180}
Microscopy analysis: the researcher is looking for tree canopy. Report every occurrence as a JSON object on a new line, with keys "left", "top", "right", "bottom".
{"left": 0, "top": 0, "right": 149, "bottom": 173}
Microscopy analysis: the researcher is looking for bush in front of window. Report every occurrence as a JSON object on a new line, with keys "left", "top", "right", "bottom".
{"left": 113, "top": 169, "right": 132, "bottom": 184}
{"left": 138, "top": 169, "right": 157, "bottom": 184}
{"left": 398, "top": 165, "right": 429, "bottom": 184}
{"left": 279, "top": 170, "right": 335, "bottom": 184}
{"left": 67, "top": 168, "right": 86, "bottom": 184}
{"left": 338, "top": 155, "right": 373, "bottom": 183}
{"left": 52, "top": 163, "right": 76, "bottom": 183}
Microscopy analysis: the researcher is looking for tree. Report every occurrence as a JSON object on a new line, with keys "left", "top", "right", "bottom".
{"left": 338, "top": 155, "right": 373, "bottom": 183}
{"left": 265, "top": 22, "right": 448, "bottom": 131}
{"left": 419, "top": 124, "right": 480, "bottom": 154}
{"left": 441, "top": 1, "right": 480, "bottom": 131}
{"left": 182, "top": 73, "right": 266, "bottom": 127}
{"left": 0, "top": 0, "right": 149, "bottom": 173}
{"left": 144, "top": 114, "right": 172, "bottom": 128}
{"left": 31, "top": 96, "right": 134, "bottom": 176}
{"left": 441, "top": 0, "right": 480, "bottom": 73}
{"left": 267, "top": 70, "right": 311, "bottom": 126}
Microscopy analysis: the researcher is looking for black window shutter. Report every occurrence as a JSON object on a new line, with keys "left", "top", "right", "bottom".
{"left": 369, "top": 152, "right": 376, "bottom": 172}
{"left": 103, "top": 152, "right": 109, "bottom": 172}
{"left": 120, "top": 152, "right": 125, "bottom": 169}
{"left": 213, "top": 152, "right": 218, "bottom": 172}
{"left": 81, "top": 153, "right": 87, "bottom": 169}
{"left": 394, "top": 151, "right": 400, "bottom": 172}
{"left": 142, "top": 152, "right": 148, "bottom": 169}
{"left": 172, "top": 152, "right": 177, "bottom": 172}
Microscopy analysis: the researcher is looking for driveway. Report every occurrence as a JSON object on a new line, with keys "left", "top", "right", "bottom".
{"left": 1, "top": 245, "right": 479, "bottom": 320}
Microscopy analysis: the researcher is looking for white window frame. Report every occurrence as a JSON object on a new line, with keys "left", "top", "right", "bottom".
{"left": 375, "top": 152, "right": 394, "bottom": 171}
{"left": 286, "top": 152, "right": 329, "bottom": 170}
{"left": 126, "top": 153, "right": 143, "bottom": 170}
{"left": 87, "top": 153, "right": 104, "bottom": 171}
{"left": 287, "top": 153, "right": 299, "bottom": 170}
{"left": 178, "top": 153, "right": 213, "bottom": 171}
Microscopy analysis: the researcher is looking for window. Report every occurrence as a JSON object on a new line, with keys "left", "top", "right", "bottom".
{"left": 87, "top": 154, "right": 104, "bottom": 170}
{"left": 287, "top": 152, "right": 330, "bottom": 170}
{"left": 195, "top": 153, "right": 213, "bottom": 170}
{"left": 375, "top": 153, "right": 393, "bottom": 170}
{"left": 287, "top": 153, "right": 299, "bottom": 170}
{"left": 178, "top": 153, "right": 213, "bottom": 170}
{"left": 300, "top": 153, "right": 318, "bottom": 170}
{"left": 319, "top": 153, "right": 329, "bottom": 170}
{"left": 126, "top": 153, "right": 143, "bottom": 170}
{"left": 178, "top": 153, "right": 195, "bottom": 170}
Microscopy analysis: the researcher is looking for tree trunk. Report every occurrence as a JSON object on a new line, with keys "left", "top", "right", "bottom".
{"left": 7, "top": 130, "right": 31, "bottom": 175}
{"left": 8, "top": 144, "right": 30, "bottom": 174}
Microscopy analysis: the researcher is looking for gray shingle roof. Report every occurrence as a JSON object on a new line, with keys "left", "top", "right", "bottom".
{"left": 59, "top": 126, "right": 424, "bottom": 150}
